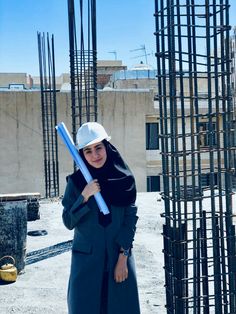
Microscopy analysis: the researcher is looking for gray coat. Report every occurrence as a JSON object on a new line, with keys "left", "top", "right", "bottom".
{"left": 62, "top": 177, "right": 140, "bottom": 314}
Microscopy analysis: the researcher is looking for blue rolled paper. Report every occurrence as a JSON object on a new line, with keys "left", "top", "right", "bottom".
{"left": 56, "top": 122, "right": 110, "bottom": 215}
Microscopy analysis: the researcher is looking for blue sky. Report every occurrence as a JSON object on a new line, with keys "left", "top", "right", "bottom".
{"left": 0, "top": 1, "right": 235, "bottom": 76}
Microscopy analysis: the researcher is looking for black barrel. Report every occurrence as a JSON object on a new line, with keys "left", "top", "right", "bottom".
{"left": 0, "top": 200, "right": 27, "bottom": 273}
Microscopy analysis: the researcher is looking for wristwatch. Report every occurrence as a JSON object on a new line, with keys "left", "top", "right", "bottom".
{"left": 119, "top": 248, "right": 130, "bottom": 257}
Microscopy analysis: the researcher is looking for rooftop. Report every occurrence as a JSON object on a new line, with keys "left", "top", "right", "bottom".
{"left": 0, "top": 192, "right": 165, "bottom": 314}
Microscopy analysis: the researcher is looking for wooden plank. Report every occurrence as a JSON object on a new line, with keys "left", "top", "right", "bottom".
{"left": 0, "top": 193, "right": 41, "bottom": 202}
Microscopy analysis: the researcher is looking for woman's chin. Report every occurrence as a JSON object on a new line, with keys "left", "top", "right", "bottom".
{"left": 91, "top": 160, "right": 106, "bottom": 168}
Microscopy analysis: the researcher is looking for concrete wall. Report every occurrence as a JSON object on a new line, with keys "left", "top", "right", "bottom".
{"left": 109, "top": 76, "right": 215, "bottom": 96}
{"left": 0, "top": 91, "right": 72, "bottom": 196}
{"left": 111, "top": 79, "right": 158, "bottom": 91}
{"left": 99, "top": 90, "right": 154, "bottom": 191}
{"left": 0, "top": 91, "right": 43, "bottom": 194}
{"left": 0, "top": 89, "right": 155, "bottom": 196}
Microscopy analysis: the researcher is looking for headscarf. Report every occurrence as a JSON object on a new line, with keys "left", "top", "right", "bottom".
{"left": 69, "top": 140, "right": 136, "bottom": 208}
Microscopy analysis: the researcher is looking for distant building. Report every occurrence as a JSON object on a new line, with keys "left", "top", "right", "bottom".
{"left": 1, "top": 57, "right": 235, "bottom": 195}
{"left": 31, "top": 72, "right": 70, "bottom": 90}
{"left": 0, "top": 60, "right": 126, "bottom": 91}
{"left": 230, "top": 30, "right": 236, "bottom": 189}
{"left": 96, "top": 60, "right": 127, "bottom": 89}
{"left": 0, "top": 73, "right": 29, "bottom": 90}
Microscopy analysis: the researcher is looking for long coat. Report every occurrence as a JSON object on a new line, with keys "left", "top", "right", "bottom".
{"left": 62, "top": 176, "right": 140, "bottom": 314}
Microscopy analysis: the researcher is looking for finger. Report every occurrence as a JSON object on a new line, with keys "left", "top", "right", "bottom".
{"left": 93, "top": 180, "right": 99, "bottom": 187}
{"left": 92, "top": 182, "right": 100, "bottom": 190}
{"left": 117, "top": 278, "right": 123, "bottom": 283}
{"left": 116, "top": 275, "right": 127, "bottom": 283}
{"left": 115, "top": 275, "right": 122, "bottom": 283}
{"left": 95, "top": 183, "right": 100, "bottom": 192}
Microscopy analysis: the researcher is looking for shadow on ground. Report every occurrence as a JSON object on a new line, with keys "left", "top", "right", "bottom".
{"left": 25, "top": 240, "right": 72, "bottom": 265}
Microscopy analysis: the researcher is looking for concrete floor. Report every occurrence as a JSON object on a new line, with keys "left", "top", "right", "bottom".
{"left": 0, "top": 193, "right": 165, "bottom": 314}
{"left": 1, "top": 191, "right": 235, "bottom": 314}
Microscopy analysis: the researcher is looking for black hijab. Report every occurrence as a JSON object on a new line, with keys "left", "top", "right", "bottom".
{"left": 70, "top": 140, "right": 136, "bottom": 208}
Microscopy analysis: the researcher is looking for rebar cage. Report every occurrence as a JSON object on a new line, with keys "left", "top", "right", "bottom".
{"left": 67, "top": 0, "right": 97, "bottom": 147}
{"left": 154, "top": 1, "right": 236, "bottom": 313}
{"left": 37, "top": 32, "right": 59, "bottom": 198}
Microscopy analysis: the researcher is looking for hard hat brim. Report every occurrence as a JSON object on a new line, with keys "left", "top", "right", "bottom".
{"left": 77, "top": 135, "right": 111, "bottom": 150}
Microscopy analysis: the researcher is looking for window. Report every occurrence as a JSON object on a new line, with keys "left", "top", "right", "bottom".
{"left": 232, "top": 174, "right": 236, "bottom": 190}
{"left": 147, "top": 176, "right": 160, "bottom": 192}
{"left": 199, "top": 122, "right": 217, "bottom": 147}
{"left": 146, "top": 122, "right": 159, "bottom": 150}
{"left": 201, "top": 173, "right": 218, "bottom": 187}
{"left": 8, "top": 83, "right": 25, "bottom": 90}
{"left": 233, "top": 121, "right": 236, "bottom": 146}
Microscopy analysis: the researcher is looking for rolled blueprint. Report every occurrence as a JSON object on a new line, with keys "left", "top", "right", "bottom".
{"left": 56, "top": 122, "right": 110, "bottom": 215}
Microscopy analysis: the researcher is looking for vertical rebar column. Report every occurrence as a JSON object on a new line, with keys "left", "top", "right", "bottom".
{"left": 67, "top": 0, "right": 97, "bottom": 147}
{"left": 38, "top": 32, "right": 59, "bottom": 198}
{"left": 154, "top": 1, "right": 236, "bottom": 313}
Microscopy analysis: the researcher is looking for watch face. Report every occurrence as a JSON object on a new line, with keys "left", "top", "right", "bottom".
{"left": 123, "top": 250, "right": 129, "bottom": 256}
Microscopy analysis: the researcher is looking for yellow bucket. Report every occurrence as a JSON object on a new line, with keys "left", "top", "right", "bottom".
{"left": 0, "top": 256, "right": 17, "bottom": 282}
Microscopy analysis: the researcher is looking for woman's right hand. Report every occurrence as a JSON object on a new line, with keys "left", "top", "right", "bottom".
{"left": 81, "top": 179, "right": 100, "bottom": 203}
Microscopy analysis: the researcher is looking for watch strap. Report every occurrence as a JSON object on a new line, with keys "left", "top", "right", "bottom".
{"left": 119, "top": 249, "right": 130, "bottom": 256}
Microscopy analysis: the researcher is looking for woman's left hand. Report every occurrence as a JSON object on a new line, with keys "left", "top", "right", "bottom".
{"left": 114, "top": 254, "right": 128, "bottom": 283}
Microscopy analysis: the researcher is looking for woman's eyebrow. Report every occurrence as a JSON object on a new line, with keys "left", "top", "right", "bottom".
{"left": 83, "top": 143, "right": 103, "bottom": 153}
{"left": 92, "top": 144, "right": 103, "bottom": 149}
{"left": 83, "top": 147, "right": 92, "bottom": 153}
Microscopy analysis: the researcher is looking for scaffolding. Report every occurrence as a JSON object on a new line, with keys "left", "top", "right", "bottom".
{"left": 154, "top": 1, "right": 236, "bottom": 313}
{"left": 67, "top": 0, "right": 98, "bottom": 148}
{"left": 37, "top": 32, "right": 59, "bottom": 198}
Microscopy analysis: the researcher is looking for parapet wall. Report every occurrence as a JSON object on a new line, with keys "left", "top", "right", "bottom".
{"left": 0, "top": 90, "right": 154, "bottom": 196}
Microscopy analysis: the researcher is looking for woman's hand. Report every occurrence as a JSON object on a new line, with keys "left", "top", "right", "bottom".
{"left": 114, "top": 254, "right": 128, "bottom": 283}
{"left": 81, "top": 179, "right": 100, "bottom": 203}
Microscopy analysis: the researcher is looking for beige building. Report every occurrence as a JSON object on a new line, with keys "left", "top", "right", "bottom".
{"left": 0, "top": 67, "right": 235, "bottom": 196}
{"left": 0, "top": 61, "right": 126, "bottom": 91}
{"left": 0, "top": 73, "right": 30, "bottom": 90}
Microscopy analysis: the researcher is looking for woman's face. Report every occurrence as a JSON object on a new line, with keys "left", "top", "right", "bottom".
{"left": 82, "top": 141, "right": 107, "bottom": 168}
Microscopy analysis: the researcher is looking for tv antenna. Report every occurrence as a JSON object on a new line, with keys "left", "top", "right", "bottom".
{"left": 130, "top": 44, "right": 152, "bottom": 64}
{"left": 108, "top": 50, "right": 117, "bottom": 60}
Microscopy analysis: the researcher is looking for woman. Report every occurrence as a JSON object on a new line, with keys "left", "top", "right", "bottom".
{"left": 62, "top": 122, "right": 140, "bottom": 314}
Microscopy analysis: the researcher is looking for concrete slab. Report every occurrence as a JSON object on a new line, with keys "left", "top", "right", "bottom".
{"left": 0, "top": 193, "right": 166, "bottom": 314}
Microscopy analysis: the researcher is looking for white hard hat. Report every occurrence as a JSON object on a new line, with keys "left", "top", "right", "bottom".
{"left": 76, "top": 122, "right": 111, "bottom": 150}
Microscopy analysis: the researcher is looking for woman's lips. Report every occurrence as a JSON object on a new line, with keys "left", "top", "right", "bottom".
{"left": 93, "top": 158, "right": 102, "bottom": 163}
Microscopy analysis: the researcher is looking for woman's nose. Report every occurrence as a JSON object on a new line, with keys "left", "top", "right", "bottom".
{"left": 92, "top": 149, "right": 99, "bottom": 158}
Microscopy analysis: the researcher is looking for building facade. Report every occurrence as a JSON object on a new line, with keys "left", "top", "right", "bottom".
{"left": 1, "top": 65, "right": 235, "bottom": 196}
